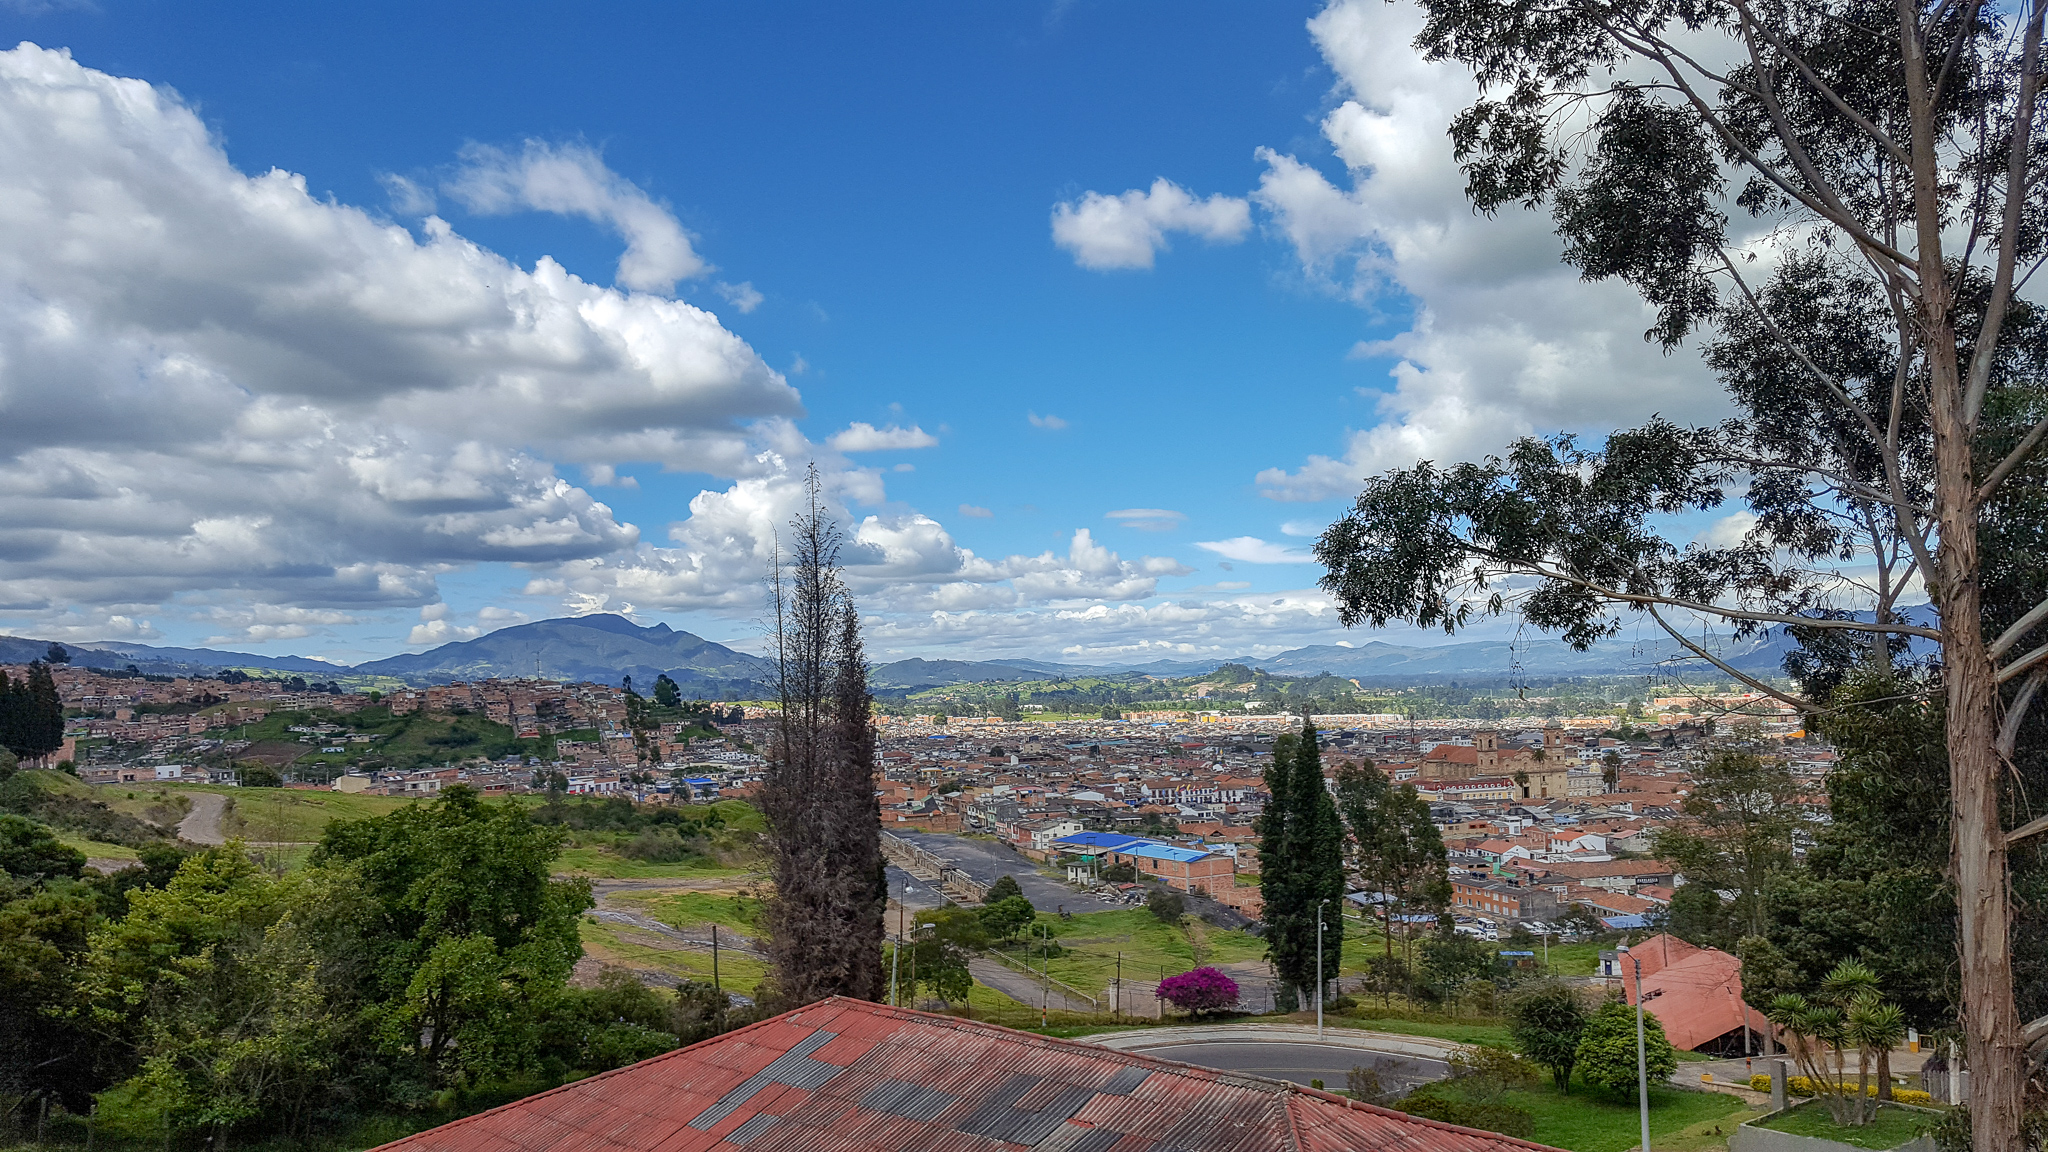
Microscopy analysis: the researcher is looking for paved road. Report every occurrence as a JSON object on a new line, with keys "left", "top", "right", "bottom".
{"left": 1137, "top": 1042, "right": 1449, "bottom": 1092}
{"left": 968, "top": 957, "right": 1099, "bottom": 1014}
{"left": 893, "top": 832, "right": 1121, "bottom": 913}
{"left": 177, "top": 792, "right": 227, "bottom": 844}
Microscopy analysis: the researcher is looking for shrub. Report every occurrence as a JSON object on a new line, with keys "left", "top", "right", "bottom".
{"left": 1394, "top": 1085, "right": 1537, "bottom": 1140}
{"left": 1745, "top": 1075, "right": 1934, "bottom": 1105}
{"left": 1575, "top": 998, "right": 1677, "bottom": 1098}
{"left": 1156, "top": 966, "right": 1239, "bottom": 1015}
{"left": 621, "top": 826, "right": 705, "bottom": 863}
{"left": 1147, "top": 888, "right": 1186, "bottom": 923}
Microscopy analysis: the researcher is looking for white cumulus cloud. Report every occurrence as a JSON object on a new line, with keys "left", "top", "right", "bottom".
{"left": 1194, "top": 537, "right": 1315, "bottom": 564}
{"left": 1051, "top": 177, "right": 1252, "bottom": 270}
{"left": 826, "top": 422, "right": 940, "bottom": 452}
{"left": 445, "top": 138, "right": 707, "bottom": 293}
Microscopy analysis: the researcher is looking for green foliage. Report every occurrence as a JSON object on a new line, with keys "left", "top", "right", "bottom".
{"left": 619, "top": 825, "right": 711, "bottom": 863}
{"left": 1394, "top": 1083, "right": 1537, "bottom": 1141}
{"left": 653, "top": 673, "right": 682, "bottom": 708}
{"left": 0, "top": 811, "right": 86, "bottom": 882}
{"left": 909, "top": 905, "right": 985, "bottom": 1006}
{"left": 1574, "top": 999, "right": 1677, "bottom": 1100}
{"left": 1508, "top": 979, "right": 1589, "bottom": 1093}
{"left": 0, "top": 661, "right": 64, "bottom": 761}
{"left": 1145, "top": 887, "right": 1185, "bottom": 924}
{"left": 0, "top": 769, "right": 174, "bottom": 849}
{"left": 238, "top": 762, "right": 284, "bottom": 787}
{"left": 312, "top": 786, "right": 592, "bottom": 1081}
{"left": 978, "top": 894, "right": 1037, "bottom": 941}
{"left": 985, "top": 873, "right": 1024, "bottom": 903}
{"left": 1259, "top": 717, "right": 1345, "bottom": 1001}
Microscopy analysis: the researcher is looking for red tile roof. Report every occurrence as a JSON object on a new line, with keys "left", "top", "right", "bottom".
{"left": 372, "top": 998, "right": 1563, "bottom": 1152}
{"left": 1619, "top": 934, "right": 1771, "bottom": 1051}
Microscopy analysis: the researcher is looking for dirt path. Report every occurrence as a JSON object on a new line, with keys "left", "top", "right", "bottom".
{"left": 177, "top": 792, "right": 227, "bottom": 845}
{"left": 969, "top": 956, "right": 1100, "bottom": 1014}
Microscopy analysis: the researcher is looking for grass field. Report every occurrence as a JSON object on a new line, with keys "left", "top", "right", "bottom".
{"left": 1489, "top": 1080, "right": 1749, "bottom": 1152}
{"left": 552, "top": 845, "right": 760, "bottom": 879}
{"left": 576, "top": 916, "right": 767, "bottom": 993}
{"left": 1757, "top": 1102, "right": 1934, "bottom": 1150}
{"left": 1004, "top": 908, "right": 1269, "bottom": 997}
{"left": 61, "top": 834, "right": 140, "bottom": 861}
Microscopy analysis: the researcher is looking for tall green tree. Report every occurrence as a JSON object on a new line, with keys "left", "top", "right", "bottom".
{"left": 1311, "top": 0, "right": 2048, "bottom": 1140}
{"left": 0, "top": 663, "right": 62, "bottom": 763}
{"left": 1655, "top": 750, "right": 1799, "bottom": 948}
{"left": 1259, "top": 716, "right": 1345, "bottom": 1005}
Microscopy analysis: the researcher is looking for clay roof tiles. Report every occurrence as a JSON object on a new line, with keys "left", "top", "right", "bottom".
{"left": 371, "top": 998, "right": 1562, "bottom": 1152}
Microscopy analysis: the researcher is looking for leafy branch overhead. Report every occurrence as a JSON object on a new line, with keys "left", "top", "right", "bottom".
{"left": 1315, "top": 1, "right": 2048, "bottom": 1147}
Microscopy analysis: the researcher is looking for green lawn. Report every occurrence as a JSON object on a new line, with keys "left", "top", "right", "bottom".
{"left": 615, "top": 889, "right": 767, "bottom": 935}
{"left": 1757, "top": 1102, "right": 1934, "bottom": 1150}
{"left": 1015, "top": 908, "right": 1269, "bottom": 997}
{"left": 61, "top": 834, "right": 140, "bottom": 861}
{"left": 1499, "top": 1081, "right": 1748, "bottom": 1152}
{"left": 552, "top": 845, "right": 757, "bottom": 879}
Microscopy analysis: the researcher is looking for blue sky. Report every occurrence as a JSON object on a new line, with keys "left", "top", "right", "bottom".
{"left": 0, "top": 1, "right": 1736, "bottom": 665}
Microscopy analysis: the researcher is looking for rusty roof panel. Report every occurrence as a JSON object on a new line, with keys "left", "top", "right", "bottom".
{"left": 369, "top": 999, "right": 1565, "bottom": 1152}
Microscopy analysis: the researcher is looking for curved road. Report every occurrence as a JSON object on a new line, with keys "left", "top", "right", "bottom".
{"left": 177, "top": 792, "right": 228, "bottom": 844}
{"left": 1137, "top": 1041, "right": 1447, "bottom": 1092}
{"left": 1087, "top": 1024, "right": 1458, "bottom": 1092}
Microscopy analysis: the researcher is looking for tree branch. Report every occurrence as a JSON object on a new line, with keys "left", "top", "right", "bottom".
{"left": 1997, "top": 639, "right": 2048, "bottom": 683}
{"left": 1647, "top": 602, "right": 1818, "bottom": 712}
{"left": 1975, "top": 410, "right": 2048, "bottom": 504}
{"left": 1734, "top": 0, "right": 1910, "bottom": 165}
{"left": 1474, "top": 549, "right": 1946, "bottom": 638}
{"left": 1964, "top": 0, "right": 2047, "bottom": 429}
{"left": 2006, "top": 812, "right": 2048, "bottom": 848}
{"left": 1998, "top": 667, "right": 2046, "bottom": 758}
{"left": 1991, "top": 596, "right": 2048, "bottom": 660}
{"left": 1618, "top": 25, "right": 1921, "bottom": 272}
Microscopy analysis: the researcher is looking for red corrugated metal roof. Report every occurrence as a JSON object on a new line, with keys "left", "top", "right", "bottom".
{"left": 371, "top": 998, "right": 1565, "bottom": 1152}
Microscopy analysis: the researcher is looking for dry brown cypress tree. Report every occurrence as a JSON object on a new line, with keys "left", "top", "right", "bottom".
{"left": 759, "top": 468, "right": 885, "bottom": 1006}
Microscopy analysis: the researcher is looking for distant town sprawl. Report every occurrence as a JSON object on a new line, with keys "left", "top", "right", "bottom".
{"left": 16, "top": 657, "right": 1827, "bottom": 938}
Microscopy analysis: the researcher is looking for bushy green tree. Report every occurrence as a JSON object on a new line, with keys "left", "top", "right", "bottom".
{"left": 978, "top": 894, "right": 1036, "bottom": 941}
{"left": 0, "top": 812, "right": 85, "bottom": 882}
{"left": 311, "top": 786, "right": 591, "bottom": 1083}
{"left": 985, "top": 874, "right": 1024, "bottom": 903}
{"left": 1508, "top": 980, "right": 1589, "bottom": 1093}
{"left": 1575, "top": 999, "right": 1677, "bottom": 1099}
{"left": 653, "top": 674, "right": 681, "bottom": 708}
{"left": 909, "top": 906, "right": 984, "bottom": 1007}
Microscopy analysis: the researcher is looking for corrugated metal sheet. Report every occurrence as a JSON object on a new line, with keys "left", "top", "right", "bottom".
{"left": 368, "top": 998, "right": 1567, "bottom": 1152}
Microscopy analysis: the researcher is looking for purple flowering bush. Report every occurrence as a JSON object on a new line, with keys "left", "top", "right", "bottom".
{"left": 1156, "top": 966, "right": 1240, "bottom": 1016}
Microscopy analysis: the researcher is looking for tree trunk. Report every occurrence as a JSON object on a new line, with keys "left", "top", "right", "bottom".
{"left": 1927, "top": 312, "right": 2024, "bottom": 1152}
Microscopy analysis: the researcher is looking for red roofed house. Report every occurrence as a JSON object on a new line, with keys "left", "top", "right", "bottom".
{"left": 1610, "top": 933, "right": 1771, "bottom": 1055}
{"left": 373, "top": 997, "right": 1564, "bottom": 1152}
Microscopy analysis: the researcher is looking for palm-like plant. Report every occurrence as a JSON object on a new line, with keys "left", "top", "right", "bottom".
{"left": 1765, "top": 962, "right": 1909, "bottom": 1127}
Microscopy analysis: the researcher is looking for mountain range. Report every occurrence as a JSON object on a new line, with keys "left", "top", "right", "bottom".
{"left": 0, "top": 612, "right": 1831, "bottom": 691}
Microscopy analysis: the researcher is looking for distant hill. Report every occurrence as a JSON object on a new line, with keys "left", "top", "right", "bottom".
{"left": 1247, "top": 633, "right": 1795, "bottom": 682}
{"left": 867, "top": 658, "right": 1043, "bottom": 690}
{"left": 0, "top": 635, "right": 346, "bottom": 676}
{"left": 351, "top": 614, "right": 773, "bottom": 691}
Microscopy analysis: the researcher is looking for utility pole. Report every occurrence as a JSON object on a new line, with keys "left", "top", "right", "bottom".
{"left": 711, "top": 924, "right": 720, "bottom": 993}
{"left": 1317, "top": 899, "right": 1327, "bottom": 1040}
{"left": 890, "top": 900, "right": 903, "bottom": 1007}
{"left": 1620, "top": 943, "right": 1650, "bottom": 1152}
{"left": 1115, "top": 951, "right": 1122, "bottom": 1019}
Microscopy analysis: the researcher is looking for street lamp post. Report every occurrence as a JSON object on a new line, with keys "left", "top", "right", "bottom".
{"left": 1619, "top": 944, "right": 1651, "bottom": 1152}
{"left": 1316, "top": 898, "right": 1329, "bottom": 1040}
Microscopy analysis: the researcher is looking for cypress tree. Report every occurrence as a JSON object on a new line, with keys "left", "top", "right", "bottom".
{"left": 1260, "top": 716, "right": 1346, "bottom": 1007}
{"left": 1286, "top": 715, "right": 1345, "bottom": 1003}
{"left": 0, "top": 664, "right": 62, "bottom": 763}
{"left": 760, "top": 468, "right": 885, "bottom": 1007}
{"left": 1257, "top": 731, "right": 1300, "bottom": 1010}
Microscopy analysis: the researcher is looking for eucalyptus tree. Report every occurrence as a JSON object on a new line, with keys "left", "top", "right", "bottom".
{"left": 1314, "top": 2, "right": 2048, "bottom": 1143}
